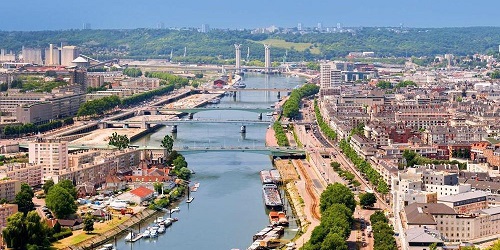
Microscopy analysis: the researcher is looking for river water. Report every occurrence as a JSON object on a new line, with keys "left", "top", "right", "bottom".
{"left": 120, "top": 74, "right": 305, "bottom": 250}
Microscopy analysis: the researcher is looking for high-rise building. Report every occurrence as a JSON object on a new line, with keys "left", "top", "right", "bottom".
{"left": 61, "top": 46, "right": 79, "bottom": 66}
{"left": 22, "top": 47, "right": 43, "bottom": 65}
{"left": 317, "top": 22, "right": 323, "bottom": 31}
{"left": 201, "top": 24, "right": 210, "bottom": 33}
{"left": 320, "top": 63, "right": 342, "bottom": 89}
{"left": 28, "top": 141, "right": 68, "bottom": 181}
{"left": 157, "top": 22, "right": 165, "bottom": 29}
{"left": 337, "top": 23, "right": 341, "bottom": 30}
{"left": 297, "top": 23, "right": 302, "bottom": 31}
{"left": 45, "top": 44, "right": 60, "bottom": 66}
{"left": 264, "top": 44, "right": 271, "bottom": 73}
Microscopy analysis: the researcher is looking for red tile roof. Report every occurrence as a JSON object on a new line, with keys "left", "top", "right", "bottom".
{"left": 130, "top": 186, "right": 154, "bottom": 198}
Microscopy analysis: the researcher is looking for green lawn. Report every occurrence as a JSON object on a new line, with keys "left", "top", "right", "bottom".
{"left": 253, "top": 39, "right": 321, "bottom": 54}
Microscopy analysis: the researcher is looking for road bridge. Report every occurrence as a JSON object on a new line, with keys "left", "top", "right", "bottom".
{"left": 199, "top": 88, "right": 292, "bottom": 93}
{"left": 154, "top": 107, "right": 275, "bottom": 114}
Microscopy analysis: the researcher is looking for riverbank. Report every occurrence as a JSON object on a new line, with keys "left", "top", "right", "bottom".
{"left": 60, "top": 208, "right": 159, "bottom": 250}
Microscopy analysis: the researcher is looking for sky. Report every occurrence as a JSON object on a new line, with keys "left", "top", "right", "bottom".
{"left": 1, "top": 0, "right": 500, "bottom": 31}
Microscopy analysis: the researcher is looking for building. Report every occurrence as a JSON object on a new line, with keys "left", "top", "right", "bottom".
{"left": 15, "top": 102, "right": 53, "bottom": 124}
{"left": 28, "top": 141, "right": 68, "bottom": 181}
{"left": 320, "top": 63, "right": 342, "bottom": 89}
{"left": 0, "top": 204, "right": 18, "bottom": 229}
{"left": 0, "top": 179, "right": 21, "bottom": 202}
{"left": 117, "top": 186, "right": 154, "bottom": 204}
{"left": 0, "top": 49, "right": 15, "bottom": 62}
{"left": 45, "top": 44, "right": 60, "bottom": 66}
{"left": 438, "top": 191, "right": 489, "bottom": 213}
{"left": 0, "top": 164, "right": 43, "bottom": 187}
{"left": 405, "top": 227, "right": 443, "bottom": 250}
{"left": 61, "top": 46, "right": 79, "bottom": 67}
{"left": 201, "top": 24, "right": 210, "bottom": 33}
{"left": 22, "top": 47, "right": 43, "bottom": 65}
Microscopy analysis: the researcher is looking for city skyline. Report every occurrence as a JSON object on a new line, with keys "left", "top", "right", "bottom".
{"left": 1, "top": 0, "right": 500, "bottom": 31}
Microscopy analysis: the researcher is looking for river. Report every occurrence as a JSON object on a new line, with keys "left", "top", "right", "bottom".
{"left": 119, "top": 74, "right": 305, "bottom": 250}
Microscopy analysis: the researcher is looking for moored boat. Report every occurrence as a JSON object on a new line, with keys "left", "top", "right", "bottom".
{"left": 262, "top": 184, "right": 283, "bottom": 210}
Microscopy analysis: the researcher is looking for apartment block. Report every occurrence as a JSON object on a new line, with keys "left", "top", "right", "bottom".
{"left": 0, "top": 204, "right": 18, "bottom": 229}
{"left": 28, "top": 141, "right": 68, "bottom": 181}
{"left": 0, "top": 164, "right": 43, "bottom": 187}
{"left": 0, "top": 179, "right": 21, "bottom": 202}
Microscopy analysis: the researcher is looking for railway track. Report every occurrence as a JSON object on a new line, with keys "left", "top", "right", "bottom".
{"left": 295, "top": 160, "right": 321, "bottom": 221}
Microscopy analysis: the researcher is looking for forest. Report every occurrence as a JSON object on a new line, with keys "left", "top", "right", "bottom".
{"left": 1, "top": 27, "right": 500, "bottom": 63}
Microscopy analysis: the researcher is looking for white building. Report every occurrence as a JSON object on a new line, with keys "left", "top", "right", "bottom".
{"left": 28, "top": 141, "right": 68, "bottom": 181}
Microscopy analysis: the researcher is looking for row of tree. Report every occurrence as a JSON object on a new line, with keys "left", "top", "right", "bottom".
{"left": 123, "top": 68, "right": 143, "bottom": 77}
{"left": 2, "top": 118, "right": 72, "bottom": 136}
{"left": 282, "top": 84, "right": 319, "bottom": 119}
{"left": 76, "top": 95, "right": 121, "bottom": 117}
{"left": 339, "top": 139, "right": 389, "bottom": 195}
{"left": 313, "top": 99, "right": 337, "bottom": 140}
{"left": 370, "top": 211, "right": 397, "bottom": 250}
{"left": 144, "top": 72, "right": 189, "bottom": 89}
{"left": 272, "top": 121, "right": 290, "bottom": 147}
{"left": 302, "top": 183, "right": 356, "bottom": 250}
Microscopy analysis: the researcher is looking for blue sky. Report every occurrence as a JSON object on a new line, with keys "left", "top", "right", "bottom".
{"left": 1, "top": 0, "right": 499, "bottom": 30}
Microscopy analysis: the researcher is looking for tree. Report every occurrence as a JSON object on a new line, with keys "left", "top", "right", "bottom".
{"left": 161, "top": 135, "right": 174, "bottom": 155}
{"left": 319, "top": 183, "right": 356, "bottom": 212}
{"left": 429, "top": 242, "right": 438, "bottom": 250}
{"left": 172, "top": 155, "right": 187, "bottom": 169}
{"left": 153, "top": 182, "right": 163, "bottom": 194}
{"left": 108, "top": 132, "right": 130, "bottom": 150}
{"left": 43, "top": 179, "right": 54, "bottom": 194}
{"left": 359, "top": 192, "right": 377, "bottom": 208}
{"left": 370, "top": 211, "right": 388, "bottom": 225}
{"left": 177, "top": 167, "right": 192, "bottom": 180}
{"left": 57, "top": 180, "right": 77, "bottom": 200}
{"left": 15, "top": 189, "right": 35, "bottom": 215}
{"left": 2, "top": 212, "right": 26, "bottom": 249}
{"left": 376, "top": 81, "right": 392, "bottom": 89}
{"left": 15, "top": 183, "right": 35, "bottom": 215}
{"left": 2, "top": 211, "right": 50, "bottom": 250}
{"left": 83, "top": 214, "right": 94, "bottom": 233}
{"left": 45, "top": 185, "right": 77, "bottom": 219}
{"left": 321, "top": 233, "right": 348, "bottom": 250}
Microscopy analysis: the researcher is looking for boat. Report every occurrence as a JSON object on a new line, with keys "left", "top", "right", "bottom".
{"left": 141, "top": 228, "right": 150, "bottom": 238}
{"left": 158, "top": 225, "right": 166, "bottom": 234}
{"left": 125, "top": 231, "right": 142, "bottom": 242}
{"left": 154, "top": 216, "right": 164, "bottom": 224}
{"left": 266, "top": 112, "right": 273, "bottom": 117}
{"left": 191, "top": 182, "right": 200, "bottom": 192}
{"left": 149, "top": 227, "right": 159, "bottom": 238}
{"left": 109, "top": 200, "right": 128, "bottom": 210}
{"left": 277, "top": 212, "right": 289, "bottom": 226}
{"left": 233, "top": 82, "right": 246, "bottom": 88}
{"left": 269, "top": 211, "right": 280, "bottom": 225}
{"left": 262, "top": 184, "right": 283, "bottom": 210}
{"left": 170, "top": 206, "right": 180, "bottom": 213}
{"left": 208, "top": 97, "right": 221, "bottom": 104}
{"left": 186, "top": 197, "right": 195, "bottom": 203}
{"left": 101, "top": 244, "right": 115, "bottom": 250}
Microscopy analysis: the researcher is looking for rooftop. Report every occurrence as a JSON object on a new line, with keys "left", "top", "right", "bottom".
{"left": 404, "top": 203, "right": 456, "bottom": 225}
{"left": 438, "top": 190, "right": 489, "bottom": 203}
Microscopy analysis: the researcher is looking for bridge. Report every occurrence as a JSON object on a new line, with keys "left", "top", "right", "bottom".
{"left": 101, "top": 118, "right": 272, "bottom": 129}
{"left": 154, "top": 107, "right": 276, "bottom": 114}
{"left": 200, "top": 88, "right": 292, "bottom": 93}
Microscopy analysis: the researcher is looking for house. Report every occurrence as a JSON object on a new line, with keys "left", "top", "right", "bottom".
{"left": 76, "top": 182, "right": 96, "bottom": 198}
{"left": 117, "top": 186, "right": 155, "bottom": 204}
{"left": 103, "top": 175, "right": 127, "bottom": 192}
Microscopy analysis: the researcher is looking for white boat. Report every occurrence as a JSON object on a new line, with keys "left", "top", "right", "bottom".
{"left": 142, "top": 229, "right": 150, "bottom": 238}
{"left": 154, "top": 217, "right": 164, "bottom": 224}
{"left": 186, "top": 197, "right": 194, "bottom": 203}
{"left": 158, "top": 225, "right": 166, "bottom": 234}
{"left": 149, "top": 228, "right": 158, "bottom": 238}
{"left": 124, "top": 231, "right": 134, "bottom": 242}
{"left": 170, "top": 207, "right": 180, "bottom": 213}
